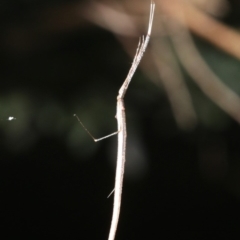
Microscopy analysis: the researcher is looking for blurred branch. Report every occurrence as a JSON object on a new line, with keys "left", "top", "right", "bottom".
{"left": 187, "top": 0, "right": 229, "bottom": 17}
{"left": 162, "top": 12, "right": 240, "bottom": 123}
{"left": 151, "top": 29, "right": 197, "bottom": 129}
{"left": 4, "top": 0, "right": 240, "bottom": 59}
{"left": 81, "top": 1, "right": 138, "bottom": 36}
{"left": 158, "top": 0, "right": 240, "bottom": 60}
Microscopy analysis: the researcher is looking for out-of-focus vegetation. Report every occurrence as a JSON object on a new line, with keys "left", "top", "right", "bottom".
{"left": 1, "top": 0, "right": 240, "bottom": 238}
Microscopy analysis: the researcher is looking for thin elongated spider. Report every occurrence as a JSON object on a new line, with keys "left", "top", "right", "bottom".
{"left": 75, "top": 2, "right": 155, "bottom": 240}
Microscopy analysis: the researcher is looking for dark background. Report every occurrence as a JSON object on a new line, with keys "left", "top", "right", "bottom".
{"left": 1, "top": 0, "right": 240, "bottom": 239}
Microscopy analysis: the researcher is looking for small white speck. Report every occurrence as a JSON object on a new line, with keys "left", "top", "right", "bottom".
{"left": 8, "top": 116, "right": 16, "bottom": 121}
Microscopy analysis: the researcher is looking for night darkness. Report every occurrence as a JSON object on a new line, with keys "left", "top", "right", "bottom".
{"left": 1, "top": 1, "right": 240, "bottom": 239}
